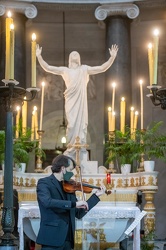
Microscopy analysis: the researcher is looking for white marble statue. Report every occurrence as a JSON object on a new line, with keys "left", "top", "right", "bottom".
{"left": 36, "top": 44, "right": 118, "bottom": 159}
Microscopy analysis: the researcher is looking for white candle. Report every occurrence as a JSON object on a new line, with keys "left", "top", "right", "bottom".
{"left": 34, "top": 106, "right": 39, "bottom": 139}
{"left": 153, "top": 29, "right": 159, "bottom": 85}
{"left": 16, "top": 106, "right": 20, "bottom": 138}
{"left": 120, "top": 97, "right": 125, "bottom": 134}
{"left": 10, "top": 23, "right": 14, "bottom": 80}
{"left": 31, "top": 110, "right": 35, "bottom": 141}
{"left": 31, "top": 33, "right": 36, "bottom": 87}
{"left": 108, "top": 107, "right": 112, "bottom": 132}
{"left": 40, "top": 81, "right": 45, "bottom": 130}
{"left": 130, "top": 107, "right": 134, "bottom": 139}
{"left": 148, "top": 43, "right": 153, "bottom": 85}
{"left": 111, "top": 111, "right": 115, "bottom": 131}
{"left": 133, "top": 111, "right": 138, "bottom": 130}
{"left": 22, "top": 97, "right": 27, "bottom": 134}
{"left": 5, "top": 11, "right": 13, "bottom": 80}
{"left": 111, "top": 82, "right": 116, "bottom": 113}
{"left": 139, "top": 80, "right": 144, "bottom": 130}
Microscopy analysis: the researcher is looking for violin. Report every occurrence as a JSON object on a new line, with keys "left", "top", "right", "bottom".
{"left": 63, "top": 180, "right": 111, "bottom": 195}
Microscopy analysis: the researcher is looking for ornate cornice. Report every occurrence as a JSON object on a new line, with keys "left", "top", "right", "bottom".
{"left": 0, "top": 1, "right": 37, "bottom": 18}
{"left": 95, "top": 3, "right": 139, "bottom": 20}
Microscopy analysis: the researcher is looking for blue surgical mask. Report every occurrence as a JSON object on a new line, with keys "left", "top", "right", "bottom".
{"left": 63, "top": 171, "right": 74, "bottom": 181}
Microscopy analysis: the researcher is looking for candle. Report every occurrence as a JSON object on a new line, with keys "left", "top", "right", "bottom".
{"left": 106, "top": 173, "right": 111, "bottom": 184}
{"left": 10, "top": 23, "right": 14, "bottom": 79}
{"left": 133, "top": 111, "right": 138, "bottom": 130}
{"left": 40, "top": 81, "right": 45, "bottom": 130}
{"left": 22, "top": 97, "right": 27, "bottom": 134}
{"left": 108, "top": 107, "right": 112, "bottom": 132}
{"left": 16, "top": 106, "right": 20, "bottom": 138}
{"left": 5, "top": 11, "right": 13, "bottom": 80}
{"left": 130, "top": 107, "right": 134, "bottom": 138}
{"left": 120, "top": 97, "right": 126, "bottom": 134}
{"left": 111, "top": 82, "right": 116, "bottom": 113}
{"left": 34, "top": 106, "right": 39, "bottom": 139}
{"left": 153, "top": 29, "right": 159, "bottom": 85}
{"left": 139, "top": 80, "right": 144, "bottom": 130}
{"left": 31, "top": 110, "right": 35, "bottom": 141}
{"left": 31, "top": 33, "right": 36, "bottom": 87}
{"left": 111, "top": 111, "right": 115, "bottom": 132}
{"left": 148, "top": 43, "right": 153, "bottom": 85}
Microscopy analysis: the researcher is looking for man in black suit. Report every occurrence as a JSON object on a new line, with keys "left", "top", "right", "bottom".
{"left": 36, "top": 154, "right": 105, "bottom": 250}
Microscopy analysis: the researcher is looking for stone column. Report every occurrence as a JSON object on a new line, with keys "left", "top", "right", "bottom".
{"left": 95, "top": 4, "right": 139, "bottom": 136}
{"left": 0, "top": 2, "right": 37, "bottom": 129}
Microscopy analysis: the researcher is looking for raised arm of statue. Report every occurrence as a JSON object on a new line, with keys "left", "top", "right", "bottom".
{"left": 36, "top": 44, "right": 66, "bottom": 76}
{"left": 87, "top": 44, "right": 118, "bottom": 75}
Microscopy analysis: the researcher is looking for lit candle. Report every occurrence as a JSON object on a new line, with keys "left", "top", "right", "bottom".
{"left": 153, "top": 29, "right": 159, "bottom": 85}
{"left": 120, "top": 97, "right": 125, "bottom": 134}
{"left": 111, "top": 82, "right": 116, "bottom": 113}
{"left": 40, "top": 81, "right": 45, "bottom": 130}
{"left": 111, "top": 111, "right": 115, "bottom": 131}
{"left": 10, "top": 23, "right": 14, "bottom": 80}
{"left": 22, "top": 97, "right": 27, "bottom": 133}
{"left": 34, "top": 106, "right": 39, "bottom": 139}
{"left": 16, "top": 106, "right": 20, "bottom": 138}
{"left": 108, "top": 107, "right": 112, "bottom": 132}
{"left": 5, "top": 11, "right": 13, "bottom": 80}
{"left": 133, "top": 111, "right": 138, "bottom": 130}
{"left": 31, "top": 110, "right": 35, "bottom": 141}
{"left": 31, "top": 33, "right": 36, "bottom": 87}
{"left": 148, "top": 43, "right": 153, "bottom": 85}
{"left": 139, "top": 80, "right": 144, "bottom": 130}
{"left": 130, "top": 107, "right": 134, "bottom": 137}
{"left": 106, "top": 173, "right": 111, "bottom": 184}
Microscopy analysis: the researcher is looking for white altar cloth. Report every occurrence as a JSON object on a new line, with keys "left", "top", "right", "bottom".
{"left": 18, "top": 203, "right": 140, "bottom": 250}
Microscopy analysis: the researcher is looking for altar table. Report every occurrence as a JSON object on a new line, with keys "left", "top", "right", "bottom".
{"left": 18, "top": 203, "right": 141, "bottom": 250}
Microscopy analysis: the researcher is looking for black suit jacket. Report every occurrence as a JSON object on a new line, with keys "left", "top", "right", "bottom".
{"left": 36, "top": 174, "right": 100, "bottom": 248}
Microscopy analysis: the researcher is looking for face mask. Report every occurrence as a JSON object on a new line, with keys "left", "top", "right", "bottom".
{"left": 63, "top": 171, "right": 74, "bottom": 181}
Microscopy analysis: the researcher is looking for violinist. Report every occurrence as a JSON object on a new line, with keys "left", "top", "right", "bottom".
{"left": 36, "top": 154, "right": 106, "bottom": 250}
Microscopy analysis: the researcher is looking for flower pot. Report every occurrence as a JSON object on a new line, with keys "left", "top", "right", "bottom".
{"left": 121, "top": 164, "right": 131, "bottom": 174}
{"left": 144, "top": 161, "right": 155, "bottom": 172}
{"left": 15, "top": 163, "right": 26, "bottom": 173}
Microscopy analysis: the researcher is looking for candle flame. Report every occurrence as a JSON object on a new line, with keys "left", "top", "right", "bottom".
{"left": 135, "top": 111, "right": 139, "bottom": 116}
{"left": 148, "top": 43, "right": 152, "bottom": 49}
{"left": 108, "top": 107, "right": 111, "bottom": 112}
{"left": 10, "top": 23, "right": 14, "bottom": 30}
{"left": 16, "top": 106, "right": 20, "bottom": 111}
{"left": 153, "top": 29, "right": 159, "bottom": 36}
{"left": 24, "top": 96, "right": 27, "bottom": 100}
{"left": 34, "top": 106, "right": 37, "bottom": 111}
{"left": 32, "top": 33, "right": 36, "bottom": 41}
{"left": 139, "top": 79, "right": 143, "bottom": 85}
{"left": 112, "top": 82, "right": 116, "bottom": 88}
{"left": 61, "top": 136, "right": 66, "bottom": 144}
{"left": 131, "top": 107, "right": 134, "bottom": 111}
{"left": 7, "top": 11, "right": 12, "bottom": 18}
{"left": 42, "top": 81, "right": 45, "bottom": 86}
{"left": 121, "top": 97, "right": 125, "bottom": 101}
{"left": 112, "top": 111, "right": 116, "bottom": 116}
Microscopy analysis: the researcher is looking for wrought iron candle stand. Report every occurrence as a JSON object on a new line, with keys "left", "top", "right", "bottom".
{"left": 147, "top": 84, "right": 166, "bottom": 110}
{"left": 0, "top": 79, "right": 39, "bottom": 249}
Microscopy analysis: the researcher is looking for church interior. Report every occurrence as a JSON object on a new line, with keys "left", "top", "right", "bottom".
{"left": 0, "top": 0, "right": 166, "bottom": 249}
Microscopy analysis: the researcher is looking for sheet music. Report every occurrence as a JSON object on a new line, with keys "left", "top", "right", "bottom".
{"left": 124, "top": 210, "right": 147, "bottom": 235}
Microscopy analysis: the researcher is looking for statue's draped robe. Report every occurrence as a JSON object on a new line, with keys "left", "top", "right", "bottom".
{"left": 62, "top": 65, "right": 89, "bottom": 148}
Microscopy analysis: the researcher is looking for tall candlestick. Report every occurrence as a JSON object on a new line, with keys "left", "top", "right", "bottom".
{"left": 111, "top": 82, "right": 116, "bottom": 113}
{"left": 148, "top": 43, "right": 153, "bottom": 85}
{"left": 108, "top": 107, "right": 112, "bottom": 132}
{"left": 153, "top": 29, "right": 159, "bottom": 85}
{"left": 5, "top": 11, "right": 13, "bottom": 80}
{"left": 139, "top": 80, "right": 144, "bottom": 130}
{"left": 120, "top": 97, "right": 125, "bottom": 134}
{"left": 22, "top": 97, "right": 27, "bottom": 133}
{"left": 31, "top": 33, "right": 36, "bottom": 87}
{"left": 16, "top": 106, "right": 20, "bottom": 139}
{"left": 10, "top": 23, "right": 14, "bottom": 80}
{"left": 40, "top": 81, "right": 45, "bottom": 130}
{"left": 31, "top": 110, "right": 35, "bottom": 141}
{"left": 34, "top": 106, "right": 39, "bottom": 139}
{"left": 111, "top": 111, "right": 115, "bottom": 132}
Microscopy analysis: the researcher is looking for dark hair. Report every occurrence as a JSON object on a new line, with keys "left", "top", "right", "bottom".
{"left": 51, "top": 155, "right": 76, "bottom": 173}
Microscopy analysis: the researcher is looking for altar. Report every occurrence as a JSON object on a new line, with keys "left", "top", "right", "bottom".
{"left": 18, "top": 203, "right": 141, "bottom": 250}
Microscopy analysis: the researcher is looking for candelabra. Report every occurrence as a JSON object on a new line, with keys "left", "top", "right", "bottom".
{"left": 147, "top": 84, "right": 166, "bottom": 110}
{"left": 0, "top": 79, "right": 39, "bottom": 249}
{"left": 35, "top": 129, "right": 45, "bottom": 173}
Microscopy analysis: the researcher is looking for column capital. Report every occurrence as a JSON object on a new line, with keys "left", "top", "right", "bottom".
{"left": 0, "top": 1, "right": 37, "bottom": 18}
{"left": 95, "top": 3, "right": 139, "bottom": 20}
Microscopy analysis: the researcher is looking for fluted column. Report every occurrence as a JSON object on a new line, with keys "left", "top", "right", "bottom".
{"left": 95, "top": 4, "right": 139, "bottom": 136}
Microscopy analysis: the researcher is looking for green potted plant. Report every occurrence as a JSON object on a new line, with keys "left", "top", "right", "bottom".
{"left": 141, "top": 231, "right": 159, "bottom": 250}
{"left": 105, "top": 127, "right": 140, "bottom": 173}
{"left": 138, "top": 121, "right": 166, "bottom": 172}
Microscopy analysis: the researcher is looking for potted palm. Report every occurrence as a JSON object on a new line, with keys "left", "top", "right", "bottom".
{"left": 105, "top": 127, "right": 140, "bottom": 173}
{"left": 138, "top": 121, "right": 166, "bottom": 172}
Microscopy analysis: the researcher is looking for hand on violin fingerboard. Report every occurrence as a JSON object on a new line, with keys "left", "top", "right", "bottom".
{"left": 92, "top": 185, "right": 106, "bottom": 197}
{"left": 76, "top": 200, "right": 89, "bottom": 210}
